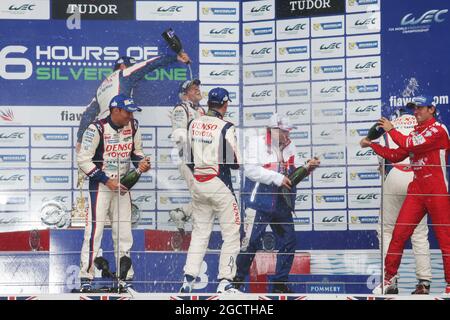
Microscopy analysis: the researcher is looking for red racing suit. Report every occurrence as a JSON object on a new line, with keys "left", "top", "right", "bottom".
{"left": 371, "top": 117, "right": 450, "bottom": 283}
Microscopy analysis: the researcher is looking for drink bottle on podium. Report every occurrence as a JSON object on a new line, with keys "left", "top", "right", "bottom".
{"left": 366, "top": 123, "right": 385, "bottom": 141}
{"left": 281, "top": 166, "right": 309, "bottom": 210}
{"left": 120, "top": 168, "right": 142, "bottom": 190}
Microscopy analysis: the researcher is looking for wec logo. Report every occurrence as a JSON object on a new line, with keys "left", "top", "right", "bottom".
{"left": 251, "top": 5, "right": 272, "bottom": 12}
{"left": 285, "top": 24, "right": 306, "bottom": 31}
{"left": 320, "top": 86, "right": 342, "bottom": 94}
{"left": 210, "top": 28, "right": 235, "bottom": 34}
{"left": 251, "top": 90, "right": 272, "bottom": 97}
{"left": 251, "top": 48, "right": 272, "bottom": 55}
{"left": 41, "top": 154, "right": 68, "bottom": 161}
{"left": 0, "top": 174, "right": 25, "bottom": 181}
{"left": 9, "top": 4, "right": 35, "bottom": 11}
{"left": 356, "top": 194, "right": 379, "bottom": 200}
{"left": 355, "top": 18, "right": 377, "bottom": 26}
{"left": 285, "top": 66, "right": 306, "bottom": 73}
{"left": 401, "top": 9, "right": 448, "bottom": 25}
{"left": 157, "top": 6, "right": 182, "bottom": 12}
{"left": 355, "top": 62, "right": 378, "bottom": 69}
{"left": 210, "top": 70, "right": 235, "bottom": 76}
{"left": 355, "top": 105, "right": 377, "bottom": 112}
{"left": 320, "top": 43, "right": 341, "bottom": 50}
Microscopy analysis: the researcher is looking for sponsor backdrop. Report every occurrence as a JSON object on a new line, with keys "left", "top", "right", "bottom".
{"left": 0, "top": 0, "right": 449, "bottom": 294}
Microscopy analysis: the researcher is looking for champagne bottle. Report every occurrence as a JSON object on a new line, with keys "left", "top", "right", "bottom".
{"left": 366, "top": 123, "right": 385, "bottom": 141}
{"left": 120, "top": 168, "right": 142, "bottom": 190}
{"left": 281, "top": 166, "right": 309, "bottom": 210}
{"left": 161, "top": 28, "right": 183, "bottom": 54}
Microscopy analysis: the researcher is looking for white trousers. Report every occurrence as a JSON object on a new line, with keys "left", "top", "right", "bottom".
{"left": 79, "top": 183, "right": 134, "bottom": 280}
{"left": 380, "top": 168, "right": 432, "bottom": 281}
{"left": 184, "top": 176, "right": 241, "bottom": 281}
{"left": 178, "top": 164, "right": 195, "bottom": 217}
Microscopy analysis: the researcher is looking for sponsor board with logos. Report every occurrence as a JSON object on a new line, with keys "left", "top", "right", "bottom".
{"left": 313, "top": 189, "right": 347, "bottom": 210}
{"left": 313, "top": 167, "right": 347, "bottom": 188}
{"left": 314, "top": 210, "right": 348, "bottom": 231}
{"left": 31, "top": 169, "right": 71, "bottom": 190}
{"left": 199, "top": 1, "right": 240, "bottom": 21}
{"left": 311, "top": 36, "right": 345, "bottom": 59}
{"left": 243, "top": 0, "right": 275, "bottom": 22}
{"left": 311, "top": 15, "right": 345, "bottom": 37}
{"left": 312, "top": 102, "right": 345, "bottom": 123}
{"left": 199, "top": 43, "right": 239, "bottom": 64}
{"left": 311, "top": 58, "right": 345, "bottom": 80}
{"left": 0, "top": 149, "right": 29, "bottom": 169}
{"left": 199, "top": 22, "right": 240, "bottom": 42}
{"left": 348, "top": 166, "right": 381, "bottom": 187}
{"left": 346, "top": 55, "right": 381, "bottom": 79}
{"left": 346, "top": 11, "right": 381, "bottom": 35}
{"left": 290, "top": 125, "right": 312, "bottom": 146}
{"left": 0, "top": 191, "right": 29, "bottom": 212}
{"left": 0, "top": 169, "right": 29, "bottom": 190}
{"left": 276, "top": 0, "right": 346, "bottom": 19}
{"left": 243, "top": 42, "right": 276, "bottom": 64}
{"left": 347, "top": 100, "right": 381, "bottom": 121}
{"left": 277, "top": 82, "right": 310, "bottom": 104}
{"left": 313, "top": 145, "right": 346, "bottom": 165}
{"left": 346, "top": 0, "right": 380, "bottom": 14}
{"left": 312, "top": 123, "right": 345, "bottom": 145}
{"left": 243, "top": 20, "right": 275, "bottom": 43}
{"left": 131, "top": 191, "right": 156, "bottom": 212}
{"left": 136, "top": 1, "right": 197, "bottom": 21}
{"left": 347, "top": 188, "right": 381, "bottom": 209}
{"left": 346, "top": 33, "right": 381, "bottom": 56}
{"left": 0, "top": 127, "right": 29, "bottom": 146}
{"left": 53, "top": 0, "right": 134, "bottom": 20}
{"left": 199, "top": 64, "right": 240, "bottom": 85}
{"left": 277, "top": 60, "right": 310, "bottom": 83}
{"left": 243, "top": 105, "right": 276, "bottom": 126}
{"left": 276, "top": 18, "right": 310, "bottom": 40}
{"left": 140, "top": 127, "right": 156, "bottom": 148}
{"left": 157, "top": 169, "right": 187, "bottom": 190}
{"left": 243, "top": 84, "right": 276, "bottom": 106}
{"left": 243, "top": 63, "right": 276, "bottom": 85}
{"left": 312, "top": 80, "right": 346, "bottom": 102}
{"left": 277, "top": 39, "right": 310, "bottom": 61}
{"left": 348, "top": 210, "right": 379, "bottom": 230}
{"left": 347, "top": 146, "right": 379, "bottom": 165}
{"left": 0, "top": 0, "right": 50, "bottom": 20}
{"left": 347, "top": 77, "right": 381, "bottom": 100}
{"left": 30, "top": 148, "right": 72, "bottom": 169}
{"left": 293, "top": 211, "right": 313, "bottom": 231}
{"left": 278, "top": 104, "right": 311, "bottom": 125}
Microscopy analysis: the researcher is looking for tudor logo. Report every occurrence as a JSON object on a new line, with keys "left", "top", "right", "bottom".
{"left": 66, "top": 4, "right": 118, "bottom": 15}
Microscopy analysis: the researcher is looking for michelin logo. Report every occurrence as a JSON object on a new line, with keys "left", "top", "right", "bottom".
{"left": 280, "top": 46, "right": 308, "bottom": 54}
{"left": 316, "top": 65, "right": 343, "bottom": 73}
{"left": 203, "top": 8, "right": 237, "bottom": 15}
{"left": 246, "top": 27, "right": 273, "bottom": 36}
{"left": 349, "top": 41, "right": 378, "bottom": 49}
{"left": 316, "top": 195, "right": 345, "bottom": 203}
{"left": 0, "top": 155, "right": 26, "bottom": 162}
{"left": 349, "top": 85, "right": 379, "bottom": 93}
{"left": 203, "top": 49, "right": 237, "bottom": 57}
{"left": 351, "top": 216, "right": 379, "bottom": 224}
{"left": 351, "top": 172, "right": 379, "bottom": 180}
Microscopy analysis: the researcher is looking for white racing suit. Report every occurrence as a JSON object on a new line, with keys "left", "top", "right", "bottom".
{"left": 77, "top": 116, "right": 145, "bottom": 280}
{"left": 379, "top": 113, "right": 432, "bottom": 282}
{"left": 184, "top": 109, "right": 241, "bottom": 281}
{"left": 170, "top": 101, "right": 205, "bottom": 220}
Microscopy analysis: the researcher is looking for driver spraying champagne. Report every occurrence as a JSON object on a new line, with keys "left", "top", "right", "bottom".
{"left": 372, "top": 108, "right": 432, "bottom": 294}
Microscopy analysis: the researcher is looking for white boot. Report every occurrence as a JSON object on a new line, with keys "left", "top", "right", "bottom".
{"left": 217, "top": 279, "right": 242, "bottom": 294}
{"left": 372, "top": 275, "right": 399, "bottom": 294}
